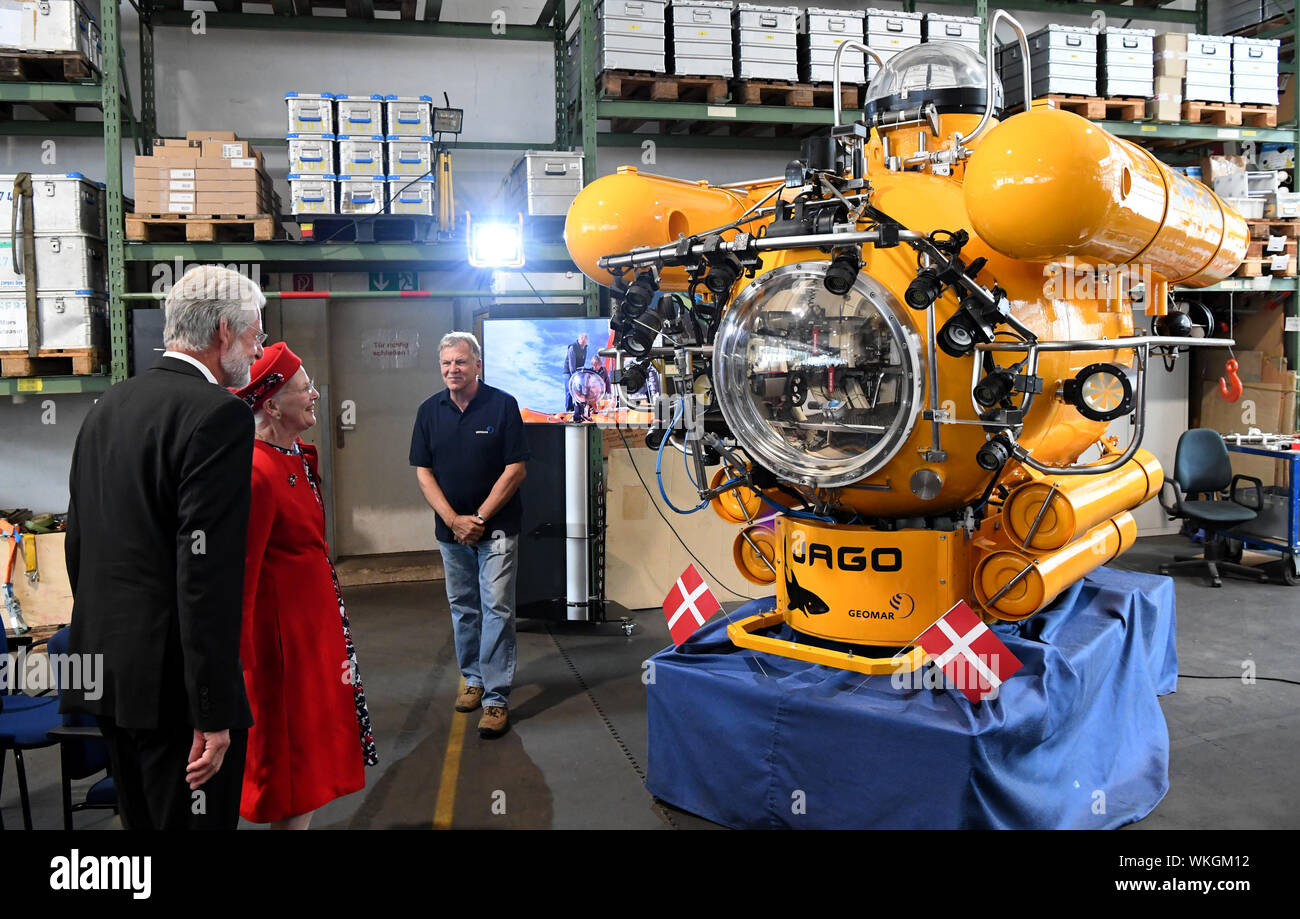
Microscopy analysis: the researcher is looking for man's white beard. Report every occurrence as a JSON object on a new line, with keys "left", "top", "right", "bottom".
{"left": 220, "top": 346, "right": 250, "bottom": 389}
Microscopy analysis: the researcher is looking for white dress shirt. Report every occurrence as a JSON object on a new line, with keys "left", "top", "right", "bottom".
{"left": 162, "top": 350, "right": 219, "bottom": 385}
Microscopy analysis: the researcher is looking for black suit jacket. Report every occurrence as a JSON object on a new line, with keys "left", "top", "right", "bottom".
{"left": 62, "top": 357, "right": 254, "bottom": 732}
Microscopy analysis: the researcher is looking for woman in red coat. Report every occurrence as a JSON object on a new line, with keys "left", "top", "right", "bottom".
{"left": 235, "top": 343, "right": 377, "bottom": 829}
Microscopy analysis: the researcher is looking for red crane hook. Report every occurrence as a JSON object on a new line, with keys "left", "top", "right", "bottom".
{"left": 1219, "top": 359, "right": 1243, "bottom": 403}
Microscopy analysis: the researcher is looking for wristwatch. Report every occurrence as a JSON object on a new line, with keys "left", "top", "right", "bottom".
{"left": 471, "top": 514, "right": 486, "bottom": 525}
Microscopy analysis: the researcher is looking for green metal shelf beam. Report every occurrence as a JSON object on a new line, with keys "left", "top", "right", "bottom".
{"left": 601, "top": 132, "right": 809, "bottom": 151}
{"left": 0, "top": 83, "right": 103, "bottom": 104}
{"left": 597, "top": 99, "right": 832, "bottom": 125}
{"left": 0, "top": 375, "right": 112, "bottom": 396}
{"left": 1179, "top": 277, "right": 1300, "bottom": 293}
{"left": 1099, "top": 119, "right": 1297, "bottom": 144}
{"left": 150, "top": 11, "right": 554, "bottom": 41}
{"left": 0, "top": 120, "right": 129, "bottom": 136}
{"left": 123, "top": 240, "right": 577, "bottom": 272}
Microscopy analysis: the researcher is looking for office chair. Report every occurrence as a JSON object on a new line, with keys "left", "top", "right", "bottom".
{"left": 46, "top": 627, "right": 116, "bottom": 829}
{"left": 1158, "top": 428, "right": 1267, "bottom": 588}
{"left": 0, "top": 622, "right": 58, "bottom": 830}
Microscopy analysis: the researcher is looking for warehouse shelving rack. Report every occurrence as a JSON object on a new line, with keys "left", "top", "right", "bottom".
{"left": 565, "top": 0, "right": 1300, "bottom": 410}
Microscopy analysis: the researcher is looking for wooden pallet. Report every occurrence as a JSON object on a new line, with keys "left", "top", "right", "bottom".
{"left": 1246, "top": 238, "right": 1299, "bottom": 259}
{"left": 125, "top": 213, "right": 280, "bottom": 243}
{"left": 0, "top": 50, "right": 97, "bottom": 82}
{"left": 1182, "top": 101, "right": 1243, "bottom": 126}
{"left": 1234, "top": 255, "right": 1299, "bottom": 278}
{"left": 808, "top": 82, "right": 860, "bottom": 110}
{"left": 597, "top": 70, "right": 728, "bottom": 104}
{"left": 1247, "top": 219, "right": 1300, "bottom": 240}
{"left": 297, "top": 213, "right": 437, "bottom": 244}
{"left": 730, "top": 79, "right": 814, "bottom": 107}
{"left": 1240, "top": 104, "right": 1279, "bottom": 128}
{"left": 1018, "top": 95, "right": 1146, "bottom": 120}
{"left": 0, "top": 347, "right": 102, "bottom": 378}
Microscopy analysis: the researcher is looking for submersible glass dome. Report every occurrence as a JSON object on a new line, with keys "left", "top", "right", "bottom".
{"left": 713, "top": 263, "right": 923, "bottom": 489}
{"left": 862, "top": 42, "right": 1003, "bottom": 119}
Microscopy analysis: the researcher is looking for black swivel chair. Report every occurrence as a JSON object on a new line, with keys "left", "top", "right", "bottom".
{"left": 1158, "top": 428, "right": 1267, "bottom": 588}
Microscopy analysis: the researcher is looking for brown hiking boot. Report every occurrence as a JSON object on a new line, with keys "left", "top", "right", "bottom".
{"left": 478, "top": 705, "right": 509, "bottom": 738}
{"left": 455, "top": 685, "right": 484, "bottom": 713}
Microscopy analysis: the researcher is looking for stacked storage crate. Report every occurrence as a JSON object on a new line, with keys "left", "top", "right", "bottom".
{"left": 0, "top": 0, "right": 102, "bottom": 71}
{"left": 597, "top": 0, "right": 668, "bottom": 73}
{"left": 288, "top": 92, "right": 439, "bottom": 219}
{"left": 998, "top": 26, "right": 1097, "bottom": 110}
{"left": 386, "top": 96, "right": 436, "bottom": 217}
{"left": 799, "top": 8, "right": 865, "bottom": 87}
{"left": 1184, "top": 34, "right": 1233, "bottom": 103}
{"left": 1233, "top": 37, "right": 1280, "bottom": 106}
{"left": 0, "top": 173, "right": 107, "bottom": 356}
{"left": 734, "top": 4, "right": 799, "bottom": 81}
{"left": 334, "top": 94, "right": 387, "bottom": 217}
{"left": 669, "top": 0, "right": 733, "bottom": 78}
{"left": 1209, "top": 1, "right": 1290, "bottom": 35}
{"left": 922, "top": 13, "right": 980, "bottom": 55}
{"left": 287, "top": 92, "right": 337, "bottom": 216}
{"left": 505, "top": 150, "right": 585, "bottom": 219}
{"left": 865, "top": 8, "right": 922, "bottom": 81}
{"left": 1099, "top": 27, "right": 1154, "bottom": 100}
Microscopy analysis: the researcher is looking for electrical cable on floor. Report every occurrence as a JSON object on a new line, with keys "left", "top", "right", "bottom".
{"left": 545, "top": 624, "right": 681, "bottom": 830}
{"left": 615, "top": 420, "right": 749, "bottom": 600}
{"left": 1177, "top": 674, "right": 1300, "bottom": 686}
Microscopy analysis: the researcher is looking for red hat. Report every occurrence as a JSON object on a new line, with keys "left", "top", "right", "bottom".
{"left": 232, "top": 341, "right": 302, "bottom": 413}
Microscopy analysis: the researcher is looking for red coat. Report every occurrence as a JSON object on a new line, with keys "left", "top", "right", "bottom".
{"left": 239, "top": 440, "right": 364, "bottom": 823}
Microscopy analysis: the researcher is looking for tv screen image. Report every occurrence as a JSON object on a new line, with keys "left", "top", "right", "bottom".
{"left": 483, "top": 317, "right": 659, "bottom": 425}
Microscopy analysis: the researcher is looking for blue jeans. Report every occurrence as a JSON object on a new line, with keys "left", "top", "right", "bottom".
{"left": 438, "top": 533, "right": 519, "bottom": 709}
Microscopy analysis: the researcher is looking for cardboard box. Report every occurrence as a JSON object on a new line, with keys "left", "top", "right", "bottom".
{"left": 1147, "top": 75, "right": 1183, "bottom": 122}
{"left": 1155, "top": 32, "right": 1187, "bottom": 78}
{"left": 152, "top": 140, "right": 200, "bottom": 158}
{"left": 133, "top": 152, "right": 264, "bottom": 172}
{"left": 1195, "top": 378, "right": 1297, "bottom": 485}
{"left": 186, "top": 129, "right": 238, "bottom": 142}
{"left": 135, "top": 192, "right": 268, "bottom": 213}
{"left": 8, "top": 532, "right": 73, "bottom": 629}
{"left": 201, "top": 139, "right": 253, "bottom": 160}
{"left": 1201, "top": 154, "right": 1250, "bottom": 199}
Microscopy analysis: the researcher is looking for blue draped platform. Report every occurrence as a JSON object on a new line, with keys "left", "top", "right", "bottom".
{"left": 646, "top": 566, "right": 1178, "bottom": 829}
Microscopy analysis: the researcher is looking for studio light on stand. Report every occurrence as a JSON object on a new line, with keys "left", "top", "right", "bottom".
{"left": 466, "top": 213, "right": 525, "bottom": 268}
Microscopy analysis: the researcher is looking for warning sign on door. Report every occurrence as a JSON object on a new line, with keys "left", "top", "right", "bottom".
{"left": 362, "top": 329, "right": 420, "bottom": 369}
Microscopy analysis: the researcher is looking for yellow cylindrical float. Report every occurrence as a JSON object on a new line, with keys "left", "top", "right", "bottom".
{"left": 1003, "top": 449, "right": 1162, "bottom": 553}
{"left": 963, "top": 108, "right": 1248, "bottom": 288}
{"left": 974, "top": 511, "right": 1138, "bottom": 621}
{"left": 564, "top": 166, "right": 758, "bottom": 289}
{"left": 710, "top": 467, "right": 763, "bottom": 523}
{"left": 733, "top": 525, "right": 777, "bottom": 585}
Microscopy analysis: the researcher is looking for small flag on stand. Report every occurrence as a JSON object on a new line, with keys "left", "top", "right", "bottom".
{"left": 915, "top": 601, "right": 1023, "bottom": 703}
{"left": 662, "top": 564, "right": 722, "bottom": 646}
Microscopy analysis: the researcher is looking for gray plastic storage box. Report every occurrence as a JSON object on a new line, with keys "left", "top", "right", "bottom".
{"left": 336, "top": 135, "right": 386, "bottom": 177}
{"left": 0, "top": 290, "right": 107, "bottom": 351}
{"left": 0, "top": 234, "right": 106, "bottom": 294}
{"left": 800, "top": 8, "right": 865, "bottom": 85}
{"left": 286, "top": 92, "right": 334, "bottom": 135}
{"left": 0, "top": 172, "right": 105, "bottom": 238}
{"left": 287, "top": 134, "right": 336, "bottom": 175}
{"left": 506, "top": 150, "right": 584, "bottom": 217}
{"left": 596, "top": 0, "right": 668, "bottom": 73}
{"left": 670, "top": 0, "right": 733, "bottom": 78}
{"left": 334, "top": 94, "right": 385, "bottom": 134}
{"left": 289, "top": 174, "right": 336, "bottom": 215}
{"left": 734, "top": 3, "right": 799, "bottom": 81}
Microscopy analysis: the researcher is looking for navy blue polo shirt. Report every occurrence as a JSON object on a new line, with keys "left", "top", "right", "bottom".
{"left": 409, "top": 381, "right": 531, "bottom": 543}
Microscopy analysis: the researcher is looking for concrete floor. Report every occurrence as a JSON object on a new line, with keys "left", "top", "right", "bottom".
{"left": 3, "top": 534, "right": 1297, "bottom": 830}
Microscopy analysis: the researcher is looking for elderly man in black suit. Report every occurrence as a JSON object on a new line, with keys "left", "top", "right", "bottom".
{"left": 63, "top": 264, "right": 266, "bottom": 829}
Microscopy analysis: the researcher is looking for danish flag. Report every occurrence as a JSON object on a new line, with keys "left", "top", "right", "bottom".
{"left": 662, "top": 564, "right": 722, "bottom": 646}
{"left": 915, "top": 600, "right": 1023, "bottom": 703}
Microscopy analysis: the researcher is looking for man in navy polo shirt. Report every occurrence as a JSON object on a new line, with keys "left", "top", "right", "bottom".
{"left": 410, "top": 331, "right": 529, "bottom": 738}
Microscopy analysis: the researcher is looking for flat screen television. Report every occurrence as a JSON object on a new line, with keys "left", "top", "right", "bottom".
{"left": 482, "top": 317, "right": 659, "bottom": 425}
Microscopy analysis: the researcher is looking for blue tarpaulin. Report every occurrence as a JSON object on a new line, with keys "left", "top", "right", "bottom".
{"left": 646, "top": 566, "right": 1177, "bottom": 829}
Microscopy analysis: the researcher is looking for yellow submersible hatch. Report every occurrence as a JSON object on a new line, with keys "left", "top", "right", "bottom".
{"left": 564, "top": 11, "right": 1247, "bottom": 675}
